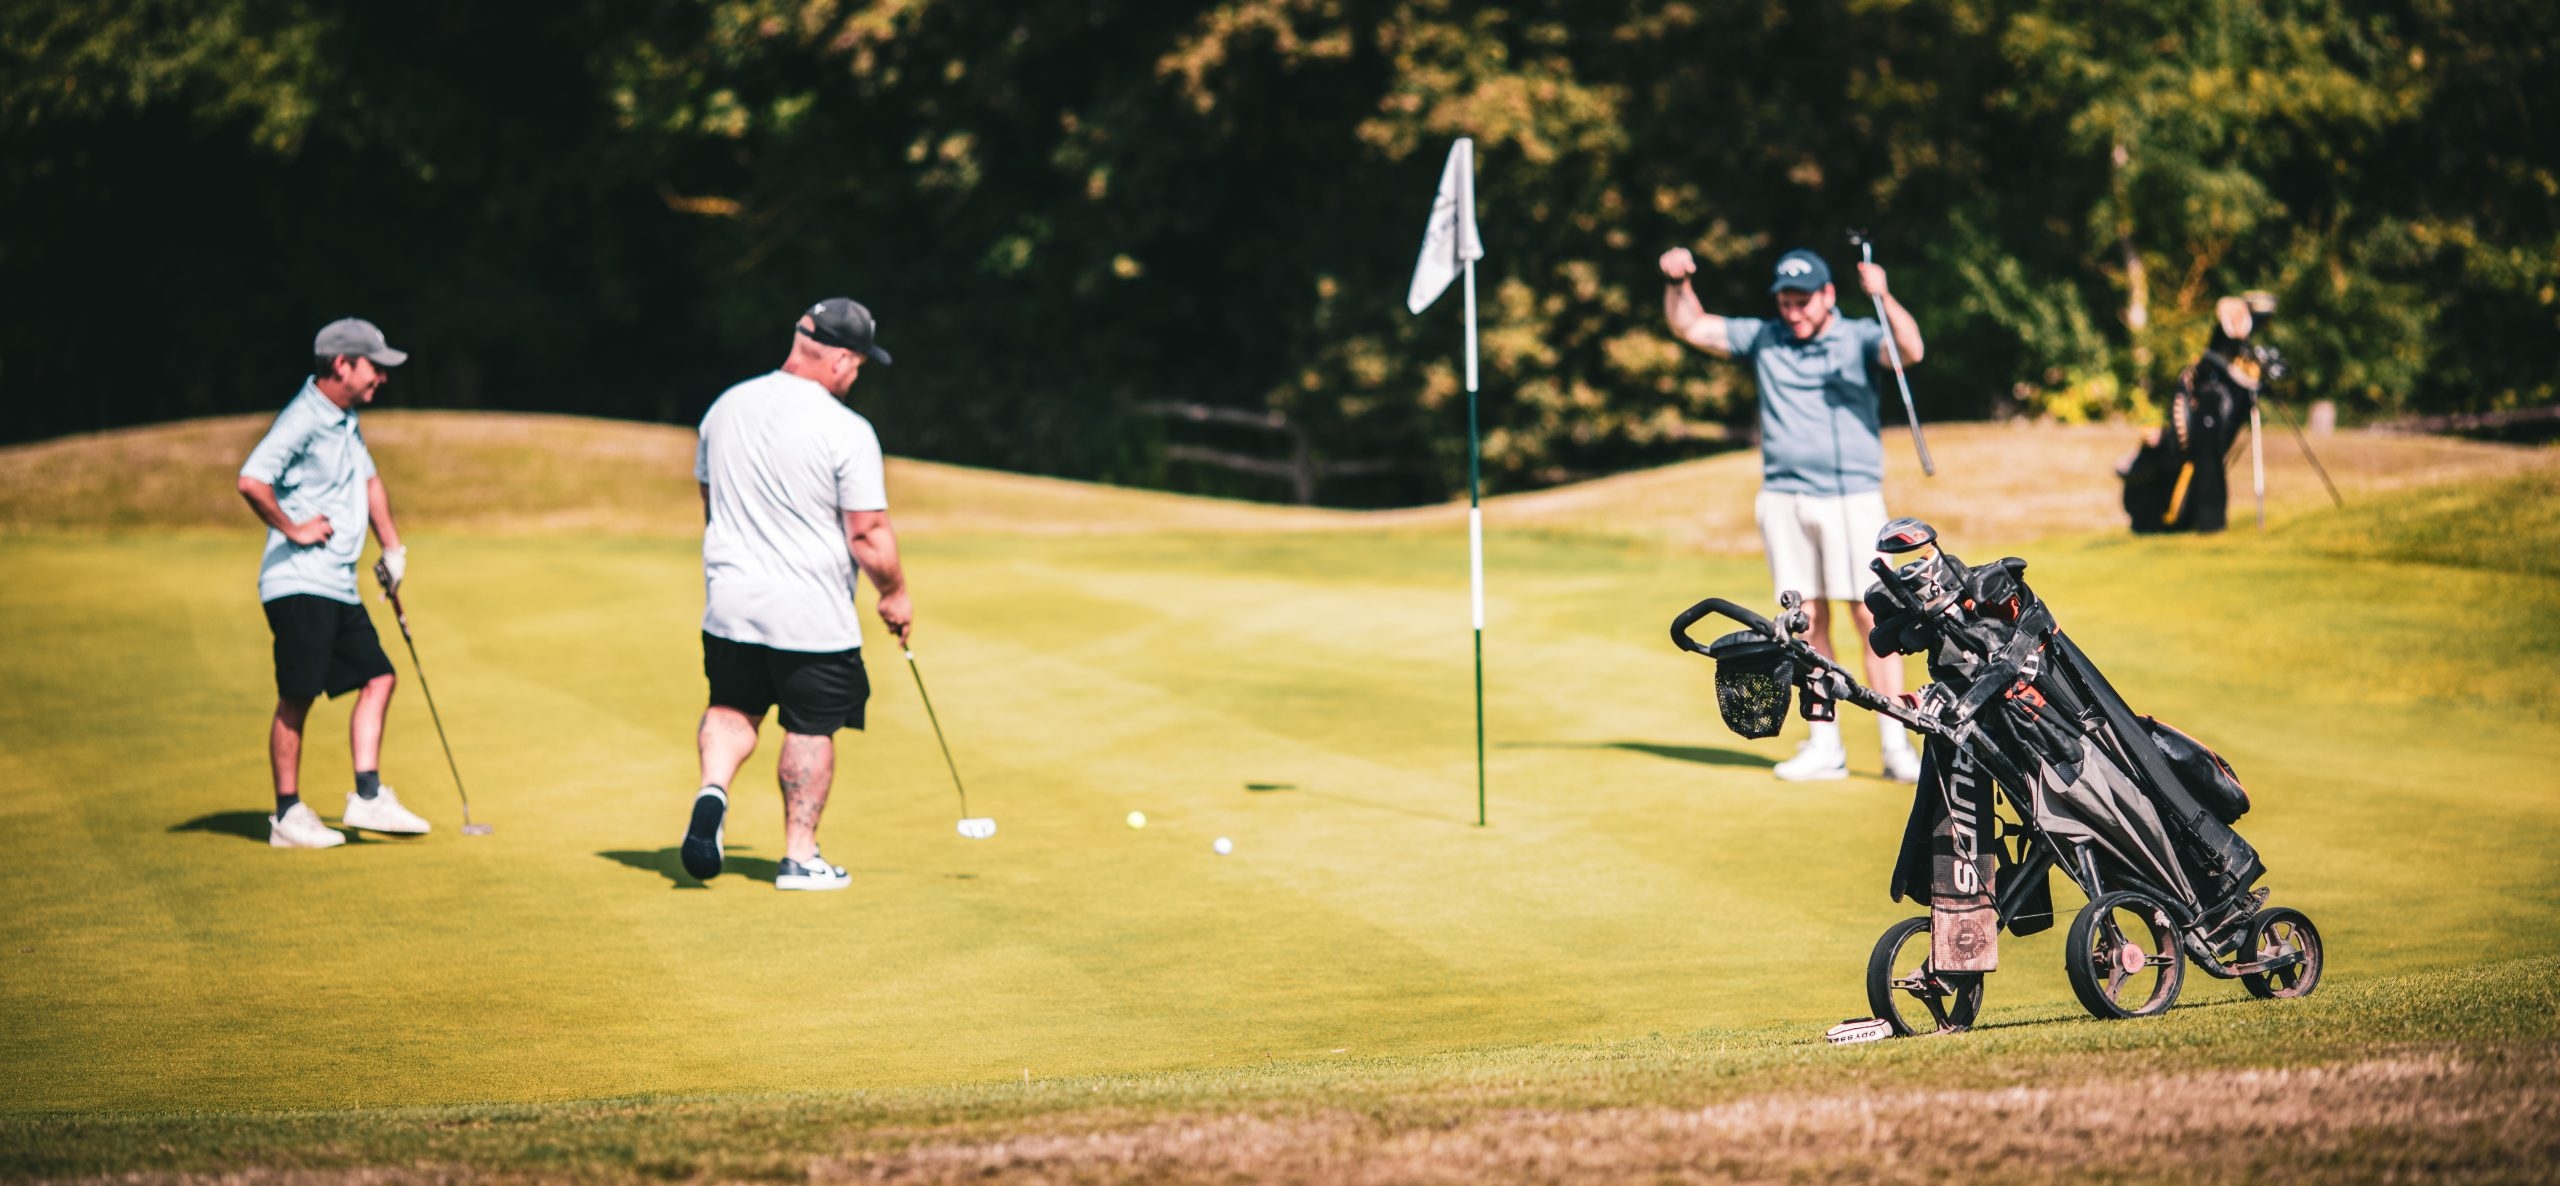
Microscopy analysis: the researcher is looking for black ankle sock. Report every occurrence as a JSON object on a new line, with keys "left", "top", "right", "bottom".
{"left": 275, "top": 792, "right": 301, "bottom": 819}
{"left": 354, "top": 770, "right": 381, "bottom": 800}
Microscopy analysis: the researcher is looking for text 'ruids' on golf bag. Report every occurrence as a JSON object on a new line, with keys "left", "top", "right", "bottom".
{"left": 1920, "top": 748, "right": 2001, "bottom": 972}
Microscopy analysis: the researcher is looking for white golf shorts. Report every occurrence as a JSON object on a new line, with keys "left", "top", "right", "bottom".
{"left": 1755, "top": 489, "right": 1891, "bottom": 603}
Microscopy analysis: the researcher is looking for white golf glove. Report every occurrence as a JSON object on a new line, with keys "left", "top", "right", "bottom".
{"left": 378, "top": 546, "right": 407, "bottom": 594}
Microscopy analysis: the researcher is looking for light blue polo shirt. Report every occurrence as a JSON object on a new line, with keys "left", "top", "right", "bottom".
{"left": 239, "top": 381, "right": 377, "bottom": 604}
{"left": 1725, "top": 315, "right": 1889, "bottom": 496}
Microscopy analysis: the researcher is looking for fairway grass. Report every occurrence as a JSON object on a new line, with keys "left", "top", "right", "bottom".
{"left": 2, "top": 418, "right": 2555, "bottom": 1180}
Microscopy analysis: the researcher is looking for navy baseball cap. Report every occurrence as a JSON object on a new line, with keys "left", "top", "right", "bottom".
{"left": 1768, "top": 249, "right": 1832, "bottom": 294}
{"left": 798, "top": 297, "right": 893, "bottom": 366}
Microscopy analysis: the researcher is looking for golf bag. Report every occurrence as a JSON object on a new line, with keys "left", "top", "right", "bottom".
{"left": 2121, "top": 349, "right": 2260, "bottom": 534}
{"left": 1670, "top": 519, "right": 2322, "bottom": 1031}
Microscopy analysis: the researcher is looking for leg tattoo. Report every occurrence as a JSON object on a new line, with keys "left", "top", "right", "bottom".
{"left": 776, "top": 732, "right": 835, "bottom": 863}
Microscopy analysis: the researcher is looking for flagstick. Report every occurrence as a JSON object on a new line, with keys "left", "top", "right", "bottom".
{"left": 1464, "top": 256, "right": 1485, "bottom": 828}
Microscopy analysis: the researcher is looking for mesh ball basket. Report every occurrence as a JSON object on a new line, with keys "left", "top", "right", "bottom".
{"left": 1705, "top": 630, "right": 1796, "bottom": 739}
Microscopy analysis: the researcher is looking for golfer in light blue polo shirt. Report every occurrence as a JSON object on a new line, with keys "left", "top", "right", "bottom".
{"left": 235, "top": 317, "right": 432, "bottom": 848}
{"left": 1658, "top": 244, "right": 1931, "bottom": 784}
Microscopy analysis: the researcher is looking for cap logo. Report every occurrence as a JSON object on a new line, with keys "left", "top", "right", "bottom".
{"left": 1779, "top": 259, "right": 1814, "bottom": 276}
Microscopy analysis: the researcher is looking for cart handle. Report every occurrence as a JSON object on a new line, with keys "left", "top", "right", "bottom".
{"left": 1670, "top": 597, "right": 1775, "bottom": 656}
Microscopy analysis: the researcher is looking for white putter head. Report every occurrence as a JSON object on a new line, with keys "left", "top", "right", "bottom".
{"left": 956, "top": 817, "right": 997, "bottom": 840}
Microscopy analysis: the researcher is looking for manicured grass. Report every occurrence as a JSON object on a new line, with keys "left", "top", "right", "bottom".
{"left": 0, "top": 417, "right": 2553, "bottom": 1179}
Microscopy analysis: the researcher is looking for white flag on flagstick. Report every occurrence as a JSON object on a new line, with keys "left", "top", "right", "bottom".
{"left": 1405, "top": 138, "right": 1484, "bottom": 314}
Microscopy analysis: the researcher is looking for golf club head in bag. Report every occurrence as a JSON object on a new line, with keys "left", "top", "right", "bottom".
{"left": 1704, "top": 630, "right": 1797, "bottom": 740}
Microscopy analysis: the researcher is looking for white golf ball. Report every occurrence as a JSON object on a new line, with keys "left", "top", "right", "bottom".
{"left": 1213, "top": 837, "right": 1233, "bottom": 855}
{"left": 1127, "top": 811, "right": 1147, "bottom": 829}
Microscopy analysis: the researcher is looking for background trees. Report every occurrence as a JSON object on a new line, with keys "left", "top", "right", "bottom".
{"left": 4, "top": 0, "right": 2550, "bottom": 503}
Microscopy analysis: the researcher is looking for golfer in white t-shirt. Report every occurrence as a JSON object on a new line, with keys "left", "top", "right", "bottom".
{"left": 680, "top": 298, "right": 911, "bottom": 892}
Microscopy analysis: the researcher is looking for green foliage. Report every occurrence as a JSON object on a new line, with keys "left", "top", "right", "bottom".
{"left": 0, "top": 0, "right": 2551, "bottom": 501}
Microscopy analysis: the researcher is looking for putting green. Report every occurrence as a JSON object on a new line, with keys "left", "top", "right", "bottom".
{"left": 2, "top": 423, "right": 2556, "bottom": 1116}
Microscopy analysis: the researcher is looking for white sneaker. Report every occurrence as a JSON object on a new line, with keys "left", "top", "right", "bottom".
{"left": 775, "top": 851, "right": 849, "bottom": 892}
{"left": 1882, "top": 745, "right": 1923, "bottom": 784}
{"left": 270, "top": 802, "right": 348, "bottom": 849}
{"left": 343, "top": 786, "right": 432, "bottom": 835}
{"left": 1773, "top": 740, "right": 1851, "bottom": 782}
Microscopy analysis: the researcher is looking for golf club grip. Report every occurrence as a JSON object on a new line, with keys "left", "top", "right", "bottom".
{"left": 1670, "top": 597, "right": 1772, "bottom": 654}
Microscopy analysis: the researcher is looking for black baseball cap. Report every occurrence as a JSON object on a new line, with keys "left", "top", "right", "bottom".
{"left": 1768, "top": 249, "right": 1833, "bottom": 294}
{"left": 798, "top": 297, "right": 893, "bottom": 366}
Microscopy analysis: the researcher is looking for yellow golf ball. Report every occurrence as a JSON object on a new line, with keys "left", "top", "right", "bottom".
{"left": 1126, "top": 811, "right": 1147, "bottom": 829}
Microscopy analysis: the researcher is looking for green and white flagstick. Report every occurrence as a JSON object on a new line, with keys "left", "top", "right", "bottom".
{"left": 1406, "top": 137, "right": 1488, "bottom": 826}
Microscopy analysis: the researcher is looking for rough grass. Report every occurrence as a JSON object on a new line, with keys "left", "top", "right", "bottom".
{"left": 6, "top": 959, "right": 2555, "bottom": 1183}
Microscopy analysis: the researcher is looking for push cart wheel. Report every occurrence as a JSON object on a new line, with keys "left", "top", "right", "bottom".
{"left": 1866, "top": 916, "right": 1984, "bottom": 1036}
{"left": 2240, "top": 907, "right": 2323, "bottom": 999}
{"left": 2064, "top": 891, "right": 2185, "bottom": 1020}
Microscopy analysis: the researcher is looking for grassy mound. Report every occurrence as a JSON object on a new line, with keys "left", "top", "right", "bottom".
{"left": 4, "top": 412, "right": 2549, "bottom": 547}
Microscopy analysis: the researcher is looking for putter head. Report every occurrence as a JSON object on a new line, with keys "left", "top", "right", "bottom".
{"left": 956, "top": 817, "right": 997, "bottom": 840}
{"left": 461, "top": 823, "right": 493, "bottom": 836}
{"left": 1826, "top": 1017, "right": 1893, "bottom": 1045}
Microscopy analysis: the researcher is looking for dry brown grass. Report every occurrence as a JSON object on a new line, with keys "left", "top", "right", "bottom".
{"left": 1485, "top": 422, "right": 2560, "bottom": 552}
{"left": 0, "top": 412, "right": 1350, "bottom": 539}
{"left": 2, "top": 413, "right": 2550, "bottom": 549}
{"left": 43, "top": 1046, "right": 2555, "bottom": 1185}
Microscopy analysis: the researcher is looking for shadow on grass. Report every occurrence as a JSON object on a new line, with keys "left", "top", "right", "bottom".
{"left": 1503, "top": 740, "right": 1774, "bottom": 769}
{"left": 597, "top": 847, "right": 780, "bottom": 889}
{"left": 169, "top": 811, "right": 275, "bottom": 843}
{"left": 168, "top": 810, "right": 395, "bottom": 844}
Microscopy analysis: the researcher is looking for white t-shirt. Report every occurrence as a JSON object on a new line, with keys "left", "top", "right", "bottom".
{"left": 695, "top": 371, "right": 889, "bottom": 652}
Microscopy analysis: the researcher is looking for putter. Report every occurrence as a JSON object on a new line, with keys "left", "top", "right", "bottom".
{"left": 904, "top": 647, "right": 994, "bottom": 839}
{"left": 1847, "top": 230, "right": 1935, "bottom": 476}
{"left": 374, "top": 560, "right": 491, "bottom": 835}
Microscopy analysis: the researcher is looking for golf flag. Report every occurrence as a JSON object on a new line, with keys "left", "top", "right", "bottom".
{"left": 1406, "top": 136, "right": 1489, "bottom": 827}
{"left": 1406, "top": 138, "right": 1484, "bottom": 315}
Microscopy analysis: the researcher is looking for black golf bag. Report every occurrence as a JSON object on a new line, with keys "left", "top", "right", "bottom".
{"left": 1671, "top": 519, "right": 2322, "bottom": 1031}
{"left": 2121, "top": 348, "right": 2261, "bottom": 534}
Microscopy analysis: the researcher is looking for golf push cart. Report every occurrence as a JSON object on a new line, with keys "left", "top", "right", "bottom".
{"left": 1669, "top": 519, "right": 2323, "bottom": 1034}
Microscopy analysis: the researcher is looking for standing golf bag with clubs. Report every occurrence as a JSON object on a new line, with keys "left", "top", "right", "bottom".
{"left": 1669, "top": 519, "right": 2323, "bottom": 1034}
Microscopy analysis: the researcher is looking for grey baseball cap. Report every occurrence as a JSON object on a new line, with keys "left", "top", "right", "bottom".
{"left": 313, "top": 318, "right": 408, "bottom": 366}
{"left": 797, "top": 297, "right": 892, "bottom": 366}
{"left": 1768, "top": 249, "right": 1833, "bottom": 294}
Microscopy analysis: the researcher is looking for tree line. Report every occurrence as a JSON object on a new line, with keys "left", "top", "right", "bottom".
{"left": 4, "top": 0, "right": 2551, "bottom": 504}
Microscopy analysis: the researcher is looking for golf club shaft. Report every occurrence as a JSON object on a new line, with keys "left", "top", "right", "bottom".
{"left": 380, "top": 579, "right": 475, "bottom": 826}
{"left": 2250, "top": 407, "right": 2266, "bottom": 530}
{"left": 2261, "top": 392, "right": 2344, "bottom": 508}
{"left": 1858, "top": 241, "right": 1935, "bottom": 476}
{"left": 903, "top": 649, "right": 969, "bottom": 818}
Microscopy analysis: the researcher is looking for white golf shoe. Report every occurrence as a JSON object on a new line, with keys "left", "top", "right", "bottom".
{"left": 775, "top": 851, "right": 849, "bottom": 892}
{"left": 1881, "top": 744, "right": 1923, "bottom": 784}
{"left": 1773, "top": 740, "right": 1851, "bottom": 782}
{"left": 342, "top": 786, "right": 432, "bottom": 835}
{"left": 270, "top": 802, "right": 348, "bottom": 849}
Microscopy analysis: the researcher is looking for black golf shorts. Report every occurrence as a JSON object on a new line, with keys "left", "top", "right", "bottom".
{"left": 702, "top": 633, "right": 869, "bottom": 734}
{"left": 263, "top": 594, "right": 395, "bottom": 701}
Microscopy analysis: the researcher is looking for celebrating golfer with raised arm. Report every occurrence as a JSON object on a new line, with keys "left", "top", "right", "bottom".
{"left": 237, "top": 318, "right": 432, "bottom": 847}
{"left": 1660, "top": 246, "right": 1928, "bottom": 783}
{"left": 680, "top": 298, "right": 911, "bottom": 892}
